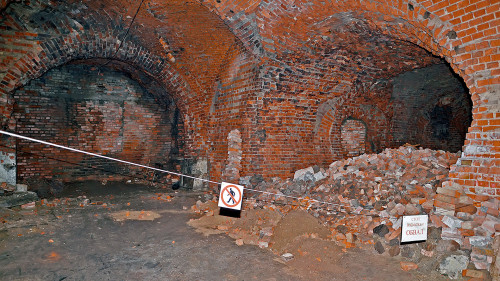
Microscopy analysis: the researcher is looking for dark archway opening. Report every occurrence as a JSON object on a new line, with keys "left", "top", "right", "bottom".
{"left": 11, "top": 62, "right": 185, "bottom": 196}
{"left": 390, "top": 62, "right": 472, "bottom": 152}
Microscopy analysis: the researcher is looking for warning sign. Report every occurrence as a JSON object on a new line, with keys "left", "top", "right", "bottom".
{"left": 218, "top": 182, "right": 244, "bottom": 211}
{"left": 401, "top": 215, "right": 428, "bottom": 243}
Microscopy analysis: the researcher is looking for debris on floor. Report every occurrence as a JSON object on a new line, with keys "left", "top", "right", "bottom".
{"left": 192, "top": 145, "right": 498, "bottom": 279}
{"left": 110, "top": 210, "right": 161, "bottom": 222}
{"left": 0, "top": 190, "right": 38, "bottom": 208}
{"left": 1, "top": 184, "right": 427, "bottom": 280}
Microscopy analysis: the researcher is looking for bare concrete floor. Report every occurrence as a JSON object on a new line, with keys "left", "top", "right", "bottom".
{"left": 0, "top": 182, "right": 446, "bottom": 281}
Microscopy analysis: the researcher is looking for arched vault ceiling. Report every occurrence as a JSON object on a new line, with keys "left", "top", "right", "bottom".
{"left": 270, "top": 11, "right": 441, "bottom": 81}
{"left": 1, "top": 0, "right": 247, "bottom": 99}
{"left": 201, "top": 0, "right": 461, "bottom": 79}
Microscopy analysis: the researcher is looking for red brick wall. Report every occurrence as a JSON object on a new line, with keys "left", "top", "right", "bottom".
{"left": 205, "top": 0, "right": 499, "bottom": 197}
{"left": 208, "top": 43, "right": 259, "bottom": 180}
{"left": 13, "top": 64, "right": 183, "bottom": 182}
{"left": 312, "top": 90, "right": 392, "bottom": 167}
{"left": 0, "top": 0, "right": 248, "bottom": 159}
{"left": 341, "top": 118, "right": 368, "bottom": 158}
{"left": 0, "top": 0, "right": 498, "bottom": 197}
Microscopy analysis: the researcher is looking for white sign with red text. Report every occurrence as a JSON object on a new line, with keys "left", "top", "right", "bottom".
{"left": 401, "top": 215, "right": 428, "bottom": 243}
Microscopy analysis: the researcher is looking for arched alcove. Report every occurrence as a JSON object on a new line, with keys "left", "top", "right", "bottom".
{"left": 392, "top": 62, "right": 472, "bottom": 152}
{"left": 12, "top": 63, "right": 185, "bottom": 188}
{"left": 341, "top": 118, "right": 367, "bottom": 158}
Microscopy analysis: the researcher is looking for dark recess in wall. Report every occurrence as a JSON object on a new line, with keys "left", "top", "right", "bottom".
{"left": 13, "top": 64, "right": 185, "bottom": 185}
{"left": 391, "top": 62, "right": 472, "bottom": 152}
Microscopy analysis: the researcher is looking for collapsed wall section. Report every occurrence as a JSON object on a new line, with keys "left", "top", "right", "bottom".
{"left": 0, "top": 0, "right": 497, "bottom": 199}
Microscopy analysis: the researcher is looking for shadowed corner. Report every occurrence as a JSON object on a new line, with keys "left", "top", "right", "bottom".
{"left": 219, "top": 207, "right": 241, "bottom": 218}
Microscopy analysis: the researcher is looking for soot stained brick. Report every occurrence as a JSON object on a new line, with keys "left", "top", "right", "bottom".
{"left": 14, "top": 64, "right": 184, "bottom": 182}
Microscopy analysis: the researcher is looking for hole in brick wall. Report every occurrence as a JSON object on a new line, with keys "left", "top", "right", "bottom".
{"left": 391, "top": 62, "right": 472, "bottom": 152}
{"left": 12, "top": 63, "right": 185, "bottom": 193}
{"left": 341, "top": 118, "right": 367, "bottom": 158}
{"left": 446, "top": 30, "right": 457, "bottom": 40}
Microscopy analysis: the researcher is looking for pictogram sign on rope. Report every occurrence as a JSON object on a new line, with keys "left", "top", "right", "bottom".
{"left": 218, "top": 182, "right": 244, "bottom": 210}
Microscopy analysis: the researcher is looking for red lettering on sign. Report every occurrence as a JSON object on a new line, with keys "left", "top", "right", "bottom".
{"left": 406, "top": 229, "right": 424, "bottom": 236}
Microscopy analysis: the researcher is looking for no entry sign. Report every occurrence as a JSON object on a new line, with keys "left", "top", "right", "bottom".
{"left": 401, "top": 215, "right": 428, "bottom": 243}
{"left": 218, "top": 182, "right": 244, "bottom": 211}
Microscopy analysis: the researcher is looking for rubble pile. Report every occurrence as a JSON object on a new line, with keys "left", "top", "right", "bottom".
{"left": 240, "top": 145, "right": 459, "bottom": 213}
{"left": 194, "top": 145, "right": 499, "bottom": 279}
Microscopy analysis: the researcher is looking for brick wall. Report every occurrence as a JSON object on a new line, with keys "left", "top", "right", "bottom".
{"left": 13, "top": 64, "right": 183, "bottom": 182}
{"left": 204, "top": 0, "right": 499, "bottom": 197}
{"left": 208, "top": 43, "right": 259, "bottom": 180}
{"left": 0, "top": 0, "right": 498, "bottom": 197}
{"left": 313, "top": 90, "right": 392, "bottom": 167}
{"left": 0, "top": 0, "right": 248, "bottom": 160}
{"left": 341, "top": 118, "right": 368, "bottom": 158}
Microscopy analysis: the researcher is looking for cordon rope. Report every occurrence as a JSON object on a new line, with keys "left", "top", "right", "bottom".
{"left": 0, "top": 130, "right": 218, "bottom": 184}
{"left": 0, "top": 130, "right": 341, "bottom": 208}
{"left": 0, "top": 130, "right": 475, "bottom": 216}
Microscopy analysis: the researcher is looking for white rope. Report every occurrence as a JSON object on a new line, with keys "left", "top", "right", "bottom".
{"left": 0, "top": 130, "right": 349, "bottom": 209}
{"left": 0, "top": 130, "right": 477, "bottom": 216}
{"left": 0, "top": 130, "right": 219, "bottom": 184}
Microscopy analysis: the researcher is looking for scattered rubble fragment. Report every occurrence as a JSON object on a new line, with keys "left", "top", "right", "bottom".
{"left": 193, "top": 145, "right": 499, "bottom": 279}
{"left": 1, "top": 182, "right": 17, "bottom": 193}
{"left": 281, "top": 252, "right": 294, "bottom": 262}
{"left": 400, "top": 261, "right": 418, "bottom": 271}
{"left": 110, "top": 210, "right": 161, "bottom": 222}
{"left": 0, "top": 191, "right": 38, "bottom": 208}
{"left": 439, "top": 255, "right": 469, "bottom": 279}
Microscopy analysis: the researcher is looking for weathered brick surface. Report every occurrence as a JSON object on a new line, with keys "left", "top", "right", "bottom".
{"left": 204, "top": 0, "right": 499, "bottom": 194}
{"left": 0, "top": 0, "right": 498, "bottom": 198}
{"left": 341, "top": 118, "right": 368, "bottom": 158}
{"left": 13, "top": 64, "right": 183, "bottom": 182}
{"left": 0, "top": 0, "right": 248, "bottom": 160}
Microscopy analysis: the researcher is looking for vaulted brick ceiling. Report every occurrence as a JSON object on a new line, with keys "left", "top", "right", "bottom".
{"left": 1, "top": 0, "right": 497, "bottom": 194}
{"left": 0, "top": 0, "right": 242, "bottom": 107}
{"left": 1, "top": 0, "right": 446, "bottom": 105}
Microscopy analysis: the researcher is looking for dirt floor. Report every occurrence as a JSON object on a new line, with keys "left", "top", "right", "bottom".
{"left": 0, "top": 181, "right": 448, "bottom": 280}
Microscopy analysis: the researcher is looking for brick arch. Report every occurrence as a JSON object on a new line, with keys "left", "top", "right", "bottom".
{"left": 0, "top": 0, "right": 263, "bottom": 183}
{"left": 0, "top": 0, "right": 253, "bottom": 160}
{"left": 206, "top": 0, "right": 495, "bottom": 126}
{"left": 0, "top": 31, "right": 192, "bottom": 125}
{"left": 204, "top": 0, "right": 487, "bottom": 85}
{"left": 340, "top": 117, "right": 369, "bottom": 158}
{"left": 208, "top": 0, "right": 499, "bottom": 196}
{"left": 1, "top": 0, "right": 497, "bottom": 194}
{"left": 0, "top": 31, "right": 206, "bottom": 161}
{"left": 314, "top": 93, "right": 391, "bottom": 164}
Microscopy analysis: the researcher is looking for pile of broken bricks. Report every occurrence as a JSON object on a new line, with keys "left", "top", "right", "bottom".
{"left": 206, "top": 145, "right": 499, "bottom": 279}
